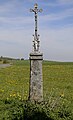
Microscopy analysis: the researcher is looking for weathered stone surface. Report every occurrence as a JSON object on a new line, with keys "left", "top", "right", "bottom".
{"left": 29, "top": 52, "right": 43, "bottom": 102}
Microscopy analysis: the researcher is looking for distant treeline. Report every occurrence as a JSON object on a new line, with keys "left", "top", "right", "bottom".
{"left": 0, "top": 56, "right": 17, "bottom": 61}
{"left": 0, "top": 56, "right": 25, "bottom": 61}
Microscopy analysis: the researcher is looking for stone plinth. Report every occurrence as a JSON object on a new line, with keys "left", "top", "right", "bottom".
{"left": 29, "top": 52, "right": 43, "bottom": 102}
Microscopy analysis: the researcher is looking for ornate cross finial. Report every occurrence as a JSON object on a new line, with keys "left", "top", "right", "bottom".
{"left": 30, "top": 3, "right": 42, "bottom": 52}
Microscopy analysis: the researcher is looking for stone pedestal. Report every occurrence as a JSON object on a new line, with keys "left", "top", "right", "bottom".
{"left": 29, "top": 52, "right": 43, "bottom": 102}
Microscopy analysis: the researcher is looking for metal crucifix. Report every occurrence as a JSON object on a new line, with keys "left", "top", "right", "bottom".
{"left": 30, "top": 3, "right": 42, "bottom": 52}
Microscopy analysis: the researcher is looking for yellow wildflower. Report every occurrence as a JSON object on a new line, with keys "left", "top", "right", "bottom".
{"left": 13, "top": 93, "right": 16, "bottom": 97}
{"left": 7, "top": 97, "right": 9, "bottom": 100}
{"left": 10, "top": 94, "right": 12, "bottom": 97}
{"left": 60, "top": 92, "right": 64, "bottom": 97}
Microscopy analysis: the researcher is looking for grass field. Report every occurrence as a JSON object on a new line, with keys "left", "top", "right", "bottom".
{"left": 0, "top": 60, "right": 73, "bottom": 119}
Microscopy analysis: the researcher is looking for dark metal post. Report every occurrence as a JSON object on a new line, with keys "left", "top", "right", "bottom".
{"left": 35, "top": 10, "right": 37, "bottom": 39}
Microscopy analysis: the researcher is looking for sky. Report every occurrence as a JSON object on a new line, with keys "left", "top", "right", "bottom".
{"left": 0, "top": 0, "right": 73, "bottom": 61}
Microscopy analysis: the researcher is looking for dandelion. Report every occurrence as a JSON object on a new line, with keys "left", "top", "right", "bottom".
{"left": 60, "top": 92, "right": 64, "bottom": 97}
{"left": 19, "top": 97, "right": 21, "bottom": 100}
{"left": 2, "top": 89, "right": 4, "bottom": 92}
{"left": 7, "top": 97, "right": 9, "bottom": 100}
{"left": 0, "top": 89, "right": 4, "bottom": 92}
{"left": 13, "top": 93, "right": 16, "bottom": 97}
{"left": 17, "top": 92, "right": 20, "bottom": 96}
{"left": 10, "top": 94, "right": 12, "bottom": 97}
{"left": 24, "top": 96, "right": 26, "bottom": 100}
{"left": 25, "top": 91, "right": 27, "bottom": 94}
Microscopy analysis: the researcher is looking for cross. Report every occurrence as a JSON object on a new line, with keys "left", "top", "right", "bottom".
{"left": 30, "top": 3, "right": 42, "bottom": 52}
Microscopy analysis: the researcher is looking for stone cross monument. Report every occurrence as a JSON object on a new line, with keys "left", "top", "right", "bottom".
{"left": 29, "top": 3, "right": 43, "bottom": 102}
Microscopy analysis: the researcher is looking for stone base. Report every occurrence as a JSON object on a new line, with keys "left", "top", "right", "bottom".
{"left": 29, "top": 52, "right": 43, "bottom": 102}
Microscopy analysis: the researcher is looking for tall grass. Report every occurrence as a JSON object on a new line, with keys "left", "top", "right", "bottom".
{"left": 0, "top": 60, "right": 73, "bottom": 119}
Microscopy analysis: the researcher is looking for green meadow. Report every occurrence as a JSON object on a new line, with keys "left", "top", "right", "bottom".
{"left": 0, "top": 60, "right": 73, "bottom": 119}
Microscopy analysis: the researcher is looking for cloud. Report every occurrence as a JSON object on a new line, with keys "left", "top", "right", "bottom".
{"left": 58, "top": 0, "right": 73, "bottom": 4}
{"left": 39, "top": 7, "right": 73, "bottom": 24}
{"left": 0, "top": 1, "right": 15, "bottom": 14}
{"left": 0, "top": 16, "right": 33, "bottom": 25}
{"left": 0, "top": 0, "right": 29, "bottom": 17}
{"left": 0, "top": 25, "right": 73, "bottom": 61}
{"left": 0, "top": 0, "right": 34, "bottom": 29}
{"left": 40, "top": 26, "right": 73, "bottom": 61}
{"left": 0, "top": 28, "right": 33, "bottom": 58}
{"left": 1, "top": 0, "right": 73, "bottom": 28}
{"left": 0, "top": 0, "right": 73, "bottom": 61}
{"left": 43, "top": 0, "right": 73, "bottom": 7}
